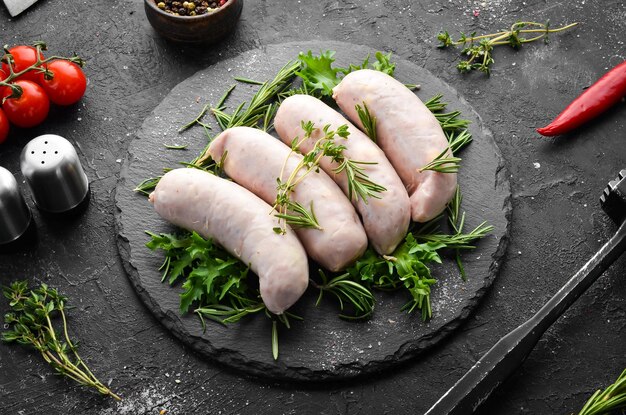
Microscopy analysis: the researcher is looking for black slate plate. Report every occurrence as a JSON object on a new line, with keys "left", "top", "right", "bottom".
{"left": 114, "top": 41, "right": 511, "bottom": 381}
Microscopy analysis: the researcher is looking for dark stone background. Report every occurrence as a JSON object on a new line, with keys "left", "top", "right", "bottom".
{"left": 0, "top": 1, "right": 624, "bottom": 414}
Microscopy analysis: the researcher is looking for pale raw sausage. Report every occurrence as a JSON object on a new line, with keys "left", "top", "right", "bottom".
{"left": 208, "top": 126, "right": 368, "bottom": 271}
{"left": 332, "top": 69, "right": 457, "bottom": 222}
{"left": 274, "top": 94, "right": 410, "bottom": 255}
{"left": 149, "top": 168, "right": 309, "bottom": 314}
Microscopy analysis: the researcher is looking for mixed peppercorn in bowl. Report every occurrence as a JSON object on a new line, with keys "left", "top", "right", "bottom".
{"left": 154, "top": 0, "right": 228, "bottom": 17}
{"left": 144, "top": 0, "right": 243, "bottom": 43}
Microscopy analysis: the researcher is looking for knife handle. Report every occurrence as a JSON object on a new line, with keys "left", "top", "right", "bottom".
{"left": 425, "top": 220, "right": 626, "bottom": 415}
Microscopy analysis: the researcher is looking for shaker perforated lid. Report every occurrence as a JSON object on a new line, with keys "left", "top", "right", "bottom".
{"left": 0, "top": 166, "right": 31, "bottom": 244}
{"left": 20, "top": 134, "right": 89, "bottom": 213}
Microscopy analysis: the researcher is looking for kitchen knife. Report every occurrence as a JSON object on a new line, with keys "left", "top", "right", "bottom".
{"left": 425, "top": 170, "right": 626, "bottom": 415}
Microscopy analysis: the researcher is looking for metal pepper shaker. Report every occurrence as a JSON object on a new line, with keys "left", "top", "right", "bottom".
{"left": 20, "top": 134, "right": 89, "bottom": 213}
{"left": 0, "top": 166, "right": 32, "bottom": 245}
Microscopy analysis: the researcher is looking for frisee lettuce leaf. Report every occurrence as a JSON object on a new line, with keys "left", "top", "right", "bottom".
{"left": 296, "top": 50, "right": 397, "bottom": 96}
{"left": 145, "top": 231, "right": 251, "bottom": 313}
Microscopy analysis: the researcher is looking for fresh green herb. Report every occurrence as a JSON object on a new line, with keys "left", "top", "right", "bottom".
{"left": 437, "top": 21, "right": 578, "bottom": 75}
{"left": 273, "top": 200, "right": 322, "bottom": 233}
{"left": 446, "top": 129, "right": 473, "bottom": 154}
{"left": 2, "top": 281, "right": 121, "bottom": 401}
{"left": 355, "top": 102, "right": 377, "bottom": 142}
{"left": 134, "top": 176, "right": 162, "bottom": 196}
{"left": 145, "top": 231, "right": 250, "bottom": 313}
{"left": 296, "top": 50, "right": 397, "bottom": 96}
{"left": 344, "top": 234, "right": 442, "bottom": 320}
{"left": 273, "top": 120, "right": 385, "bottom": 233}
{"left": 415, "top": 218, "right": 494, "bottom": 250}
{"left": 420, "top": 94, "right": 473, "bottom": 174}
{"left": 234, "top": 76, "right": 264, "bottom": 85}
{"left": 195, "top": 60, "right": 300, "bottom": 167}
{"left": 179, "top": 103, "right": 212, "bottom": 132}
{"left": 419, "top": 148, "right": 462, "bottom": 174}
{"left": 578, "top": 368, "right": 626, "bottom": 415}
{"left": 314, "top": 270, "right": 375, "bottom": 320}
{"left": 146, "top": 230, "right": 305, "bottom": 360}
{"left": 296, "top": 50, "right": 342, "bottom": 96}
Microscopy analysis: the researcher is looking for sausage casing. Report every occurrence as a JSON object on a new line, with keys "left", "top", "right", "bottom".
{"left": 333, "top": 69, "right": 457, "bottom": 222}
{"left": 209, "top": 126, "right": 367, "bottom": 271}
{"left": 274, "top": 94, "right": 410, "bottom": 255}
{"left": 149, "top": 168, "right": 309, "bottom": 314}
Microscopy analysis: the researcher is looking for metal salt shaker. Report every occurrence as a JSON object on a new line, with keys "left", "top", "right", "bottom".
{"left": 20, "top": 134, "right": 89, "bottom": 213}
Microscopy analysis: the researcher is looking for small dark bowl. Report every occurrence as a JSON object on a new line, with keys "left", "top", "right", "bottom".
{"left": 144, "top": 0, "right": 243, "bottom": 44}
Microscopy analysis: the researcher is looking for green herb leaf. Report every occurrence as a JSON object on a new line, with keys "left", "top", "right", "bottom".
{"left": 437, "top": 21, "right": 578, "bottom": 75}
{"left": 296, "top": 50, "right": 342, "bottom": 96}
{"left": 145, "top": 231, "right": 251, "bottom": 313}
{"left": 578, "top": 368, "right": 626, "bottom": 415}
{"left": 355, "top": 102, "right": 377, "bottom": 143}
{"left": 2, "top": 281, "right": 121, "bottom": 400}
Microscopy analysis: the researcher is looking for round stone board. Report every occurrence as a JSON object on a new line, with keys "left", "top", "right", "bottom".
{"left": 114, "top": 41, "right": 511, "bottom": 381}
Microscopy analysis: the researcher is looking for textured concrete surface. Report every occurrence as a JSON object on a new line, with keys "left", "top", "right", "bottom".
{"left": 0, "top": 0, "right": 625, "bottom": 414}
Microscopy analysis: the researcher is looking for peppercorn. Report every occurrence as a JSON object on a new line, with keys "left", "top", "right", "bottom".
{"left": 153, "top": 0, "right": 225, "bottom": 16}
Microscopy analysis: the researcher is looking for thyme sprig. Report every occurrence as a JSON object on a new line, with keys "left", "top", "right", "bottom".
{"left": 0, "top": 42, "right": 85, "bottom": 102}
{"left": 578, "top": 368, "right": 626, "bottom": 415}
{"left": 2, "top": 281, "right": 121, "bottom": 401}
{"left": 437, "top": 21, "right": 578, "bottom": 75}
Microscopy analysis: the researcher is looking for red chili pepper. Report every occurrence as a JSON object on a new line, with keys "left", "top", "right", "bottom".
{"left": 536, "top": 60, "right": 626, "bottom": 136}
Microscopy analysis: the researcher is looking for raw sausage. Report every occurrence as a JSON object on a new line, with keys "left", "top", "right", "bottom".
{"left": 332, "top": 69, "right": 457, "bottom": 222}
{"left": 208, "top": 126, "right": 367, "bottom": 271}
{"left": 149, "top": 168, "right": 309, "bottom": 314}
{"left": 274, "top": 94, "right": 410, "bottom": 255}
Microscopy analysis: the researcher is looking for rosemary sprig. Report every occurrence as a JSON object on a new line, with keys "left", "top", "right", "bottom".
{"left": 194, "top": 298, "right": 301, "bottom": 361}
{"left": 273, "top": 200, "right": 321, "bottom": 233}
{"left": 233, "top": 76, "right": 264, "bottom": 85}
{"left": 179, "top": 103, "right": 212, "bottom": 132}
{"left": 415, "top": 219, "right": 494, "bottom": 250}
{"left": 134, "top": 176, "right": 162, "bottom": 196}
{"left": 164, "top": 144, "right": 187, "bottom": 150}
{"left": 578, "top": 368, "right": 626, "bottom": 415}
{"left": 419, "top": 148, "right": 462, "bottom": 174}
{"left": 437, "top": 21, "right": 578, "bottom": 75}
{"left": 446, "top": 186, "right": 468, "bottom": 279}
{"left": 194, "top": 60, "right": 300, "bottom": 168}
{"left": 355, "top": 102, "right": 377, "bottom": 143}
{"left": 334, "top": 157, "right": 387, "bottom": 202}
{"left": 420, "top": 94, "right": 473, "bottom": 174}
{"left": 314, "top": 270, "right": 375, "bottom": 320}
{"left": 2, "top": 281, "right": 121, "bottom": 401}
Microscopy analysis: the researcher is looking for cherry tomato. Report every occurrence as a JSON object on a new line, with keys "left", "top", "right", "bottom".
{"left": 2, "top": 80, "right": 50, "bottom": 128}
{"left": 2, "top": 46, "right": 45, "bottom": 83}
{"left": 0, "top": 108, "right": 9, "bottom": 144}
{"left": 38, "top": 60, "right": 86, "bottom": 105}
